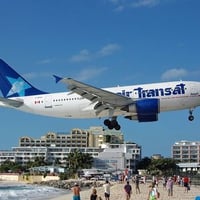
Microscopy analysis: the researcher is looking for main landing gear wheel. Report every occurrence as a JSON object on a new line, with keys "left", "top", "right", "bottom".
{"left": 188, "top": 109, "right": 194, "bottom": 121}
{"left": 104, "top": 119, "right": 121, "bottom": 130}
{"left": 188, "top": 115, "right": 194, "bottom": 121}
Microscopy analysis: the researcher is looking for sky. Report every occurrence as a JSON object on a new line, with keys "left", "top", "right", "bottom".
{"left": 0, "top": 0, "right": 200, "bottom": 157}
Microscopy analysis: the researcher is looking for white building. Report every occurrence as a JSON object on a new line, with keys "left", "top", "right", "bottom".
{"left": 0, "top": 143, "right": 141, "bottom": 173}
{"left": 0, "top": 127, "right": 141, "bottom": 173}
{"left": 93, "top": 143, "right": 141, "bottom": 173}
{"left": 172, "top": 140, "right": 200, "bottom": 163}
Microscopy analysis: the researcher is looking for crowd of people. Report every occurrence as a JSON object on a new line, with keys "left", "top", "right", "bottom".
{"left": 71, "top": 174, "right": 192, "bottom": 200}
{"left": 162, "top": 175, "right": 191, "bottom": 195}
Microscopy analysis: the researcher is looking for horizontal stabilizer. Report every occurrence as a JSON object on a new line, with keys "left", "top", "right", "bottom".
{"left": 0, "top": 97, "right": 24, "bottom": 107}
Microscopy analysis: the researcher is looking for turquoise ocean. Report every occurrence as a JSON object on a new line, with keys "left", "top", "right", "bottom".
{"left": 0, "top": 181, "right": 67, "bottom": 200}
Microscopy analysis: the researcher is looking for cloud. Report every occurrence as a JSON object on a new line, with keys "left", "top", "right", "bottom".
{"left": 97, "top": 44, "right": 121, "bottom": 57}
{"left": 74, "top": 67, "right": 108, "bottom": 81}
{"left": 131, "top": 0, "right": 160, "bottom": 8}
{"left": 161, "top": 68, "right": 188, "bottom": 81}
{"left": 70, "top": 49, "right": 91, "bottom": 62}
{"left": 108, "top": 0, "right": 126, "bottom": 11}
{"left": 114, "top": 5, "right": 125, "bottom": 11}
{"left": 109, "top": 0, "right": 120, "bottom": 3}
{"left": 69, "top": 43, "right": 121, "bottom": 63}
{"left": 108, "top": 0, "right": 161, "bottom": 11}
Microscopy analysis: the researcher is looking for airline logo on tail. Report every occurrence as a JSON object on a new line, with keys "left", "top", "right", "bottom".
{"left": 0, "top": 59, "right": 47, "bottom": 98}
{"left": 6, "top": 76, "right": 31, "bottom": 97}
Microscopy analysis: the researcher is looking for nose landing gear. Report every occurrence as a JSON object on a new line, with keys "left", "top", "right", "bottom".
{"left": 188, "top": 109, "right": 194, "bottom": 121}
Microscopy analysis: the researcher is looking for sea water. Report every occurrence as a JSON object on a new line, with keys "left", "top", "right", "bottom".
{"left": 0, "top": 181, "right": 68, "bottom": 200}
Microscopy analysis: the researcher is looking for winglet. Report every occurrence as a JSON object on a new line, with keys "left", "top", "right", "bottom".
{"left": 53, "top": 75, "right": 63, "bottom": 83}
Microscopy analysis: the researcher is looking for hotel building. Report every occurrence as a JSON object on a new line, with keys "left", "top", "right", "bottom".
{"left": 0, "top": 126, "right": 141, "bottom": 173}
{"left": 172, "top": 140, "right": 200, "bottom": 163}
{"left": 172, "top": 140, "right": 200, "bottom": 172}
{"left": 19, "top": 126, "right": 124, "bottom": 148}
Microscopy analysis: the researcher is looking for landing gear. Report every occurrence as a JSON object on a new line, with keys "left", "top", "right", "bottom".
{"left": 104, "top": 118, "right": 121, "bottom": 130}
{"left": 188, "top": 109, "right": 194, "bottom": 121}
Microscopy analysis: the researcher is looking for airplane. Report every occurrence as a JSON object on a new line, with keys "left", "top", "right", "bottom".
{"left": 0, "top": 58, "right": 200, "bottom": 130}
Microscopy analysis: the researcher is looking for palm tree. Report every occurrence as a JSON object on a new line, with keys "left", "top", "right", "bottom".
{"left": 0, "top": 160, "right": 22, "bottom": 173}
{"left": 32, "top": 157, "right": 47, "bottom": 167}
{"left": 67, "top": 149, "right": 80, "bottom": 172}
{"left": 81, "top": 153, "right": 93, "bottom": 169}
{"left": 67, "top": 149, "right": 93, "bottom": 176}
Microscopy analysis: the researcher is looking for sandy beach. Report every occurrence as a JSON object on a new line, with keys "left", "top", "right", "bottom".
{"left": 49, "top": 181, "right": 200, "bottom": 200}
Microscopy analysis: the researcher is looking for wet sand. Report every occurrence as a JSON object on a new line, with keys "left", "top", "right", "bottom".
{"left": 49, "top": 181, "right": 200, "bottom": 200}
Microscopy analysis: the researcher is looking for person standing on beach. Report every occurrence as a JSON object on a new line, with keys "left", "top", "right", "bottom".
{"left": 90, "top": 187, "right": 100, "bottom": 200}
{"left": 147, "top": 183, "right": 160, "bottom": 200}
{"left": 103, "top": 180, "right": 110, "bottom": 200}
{"left": 183, "top": 176, "right": 190, "bottom": 192}
{"left": 166, "top": 177, "right": 173, "bottom": 196}
{"left": 72, "top": 183, "right": 81, "bottom": 200}
{"left": 124, "top": 181, "right": 132, "bottom": 200}
{"left": 135, "top": 175, "right": 140, "bottom": 194}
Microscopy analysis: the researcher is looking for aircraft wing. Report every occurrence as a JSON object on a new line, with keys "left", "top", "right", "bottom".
{"left": 58, "top": 77, "right": 134, "bottom": 107}
{"left": 0, "top": 97, "right": 24, "bottom": 108}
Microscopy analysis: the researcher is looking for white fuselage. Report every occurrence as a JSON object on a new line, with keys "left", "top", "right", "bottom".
{"left": 3, "top": 81, "right": 200, "bottom": 119}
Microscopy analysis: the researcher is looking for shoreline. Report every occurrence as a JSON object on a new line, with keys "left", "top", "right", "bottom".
{"left": 1, "top": 179, "right": 199, "bottom": 200}
{"left": 49, "top": 182, "right": 200, "bottom": 200}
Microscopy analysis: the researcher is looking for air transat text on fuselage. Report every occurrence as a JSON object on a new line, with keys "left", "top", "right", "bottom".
{"left": 117, "top": 83, "right": 186, "bottom": 98}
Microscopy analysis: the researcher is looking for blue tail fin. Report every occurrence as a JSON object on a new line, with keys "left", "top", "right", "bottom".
{"left": 0, "top": 59, "right": 47, "bottom": 98}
